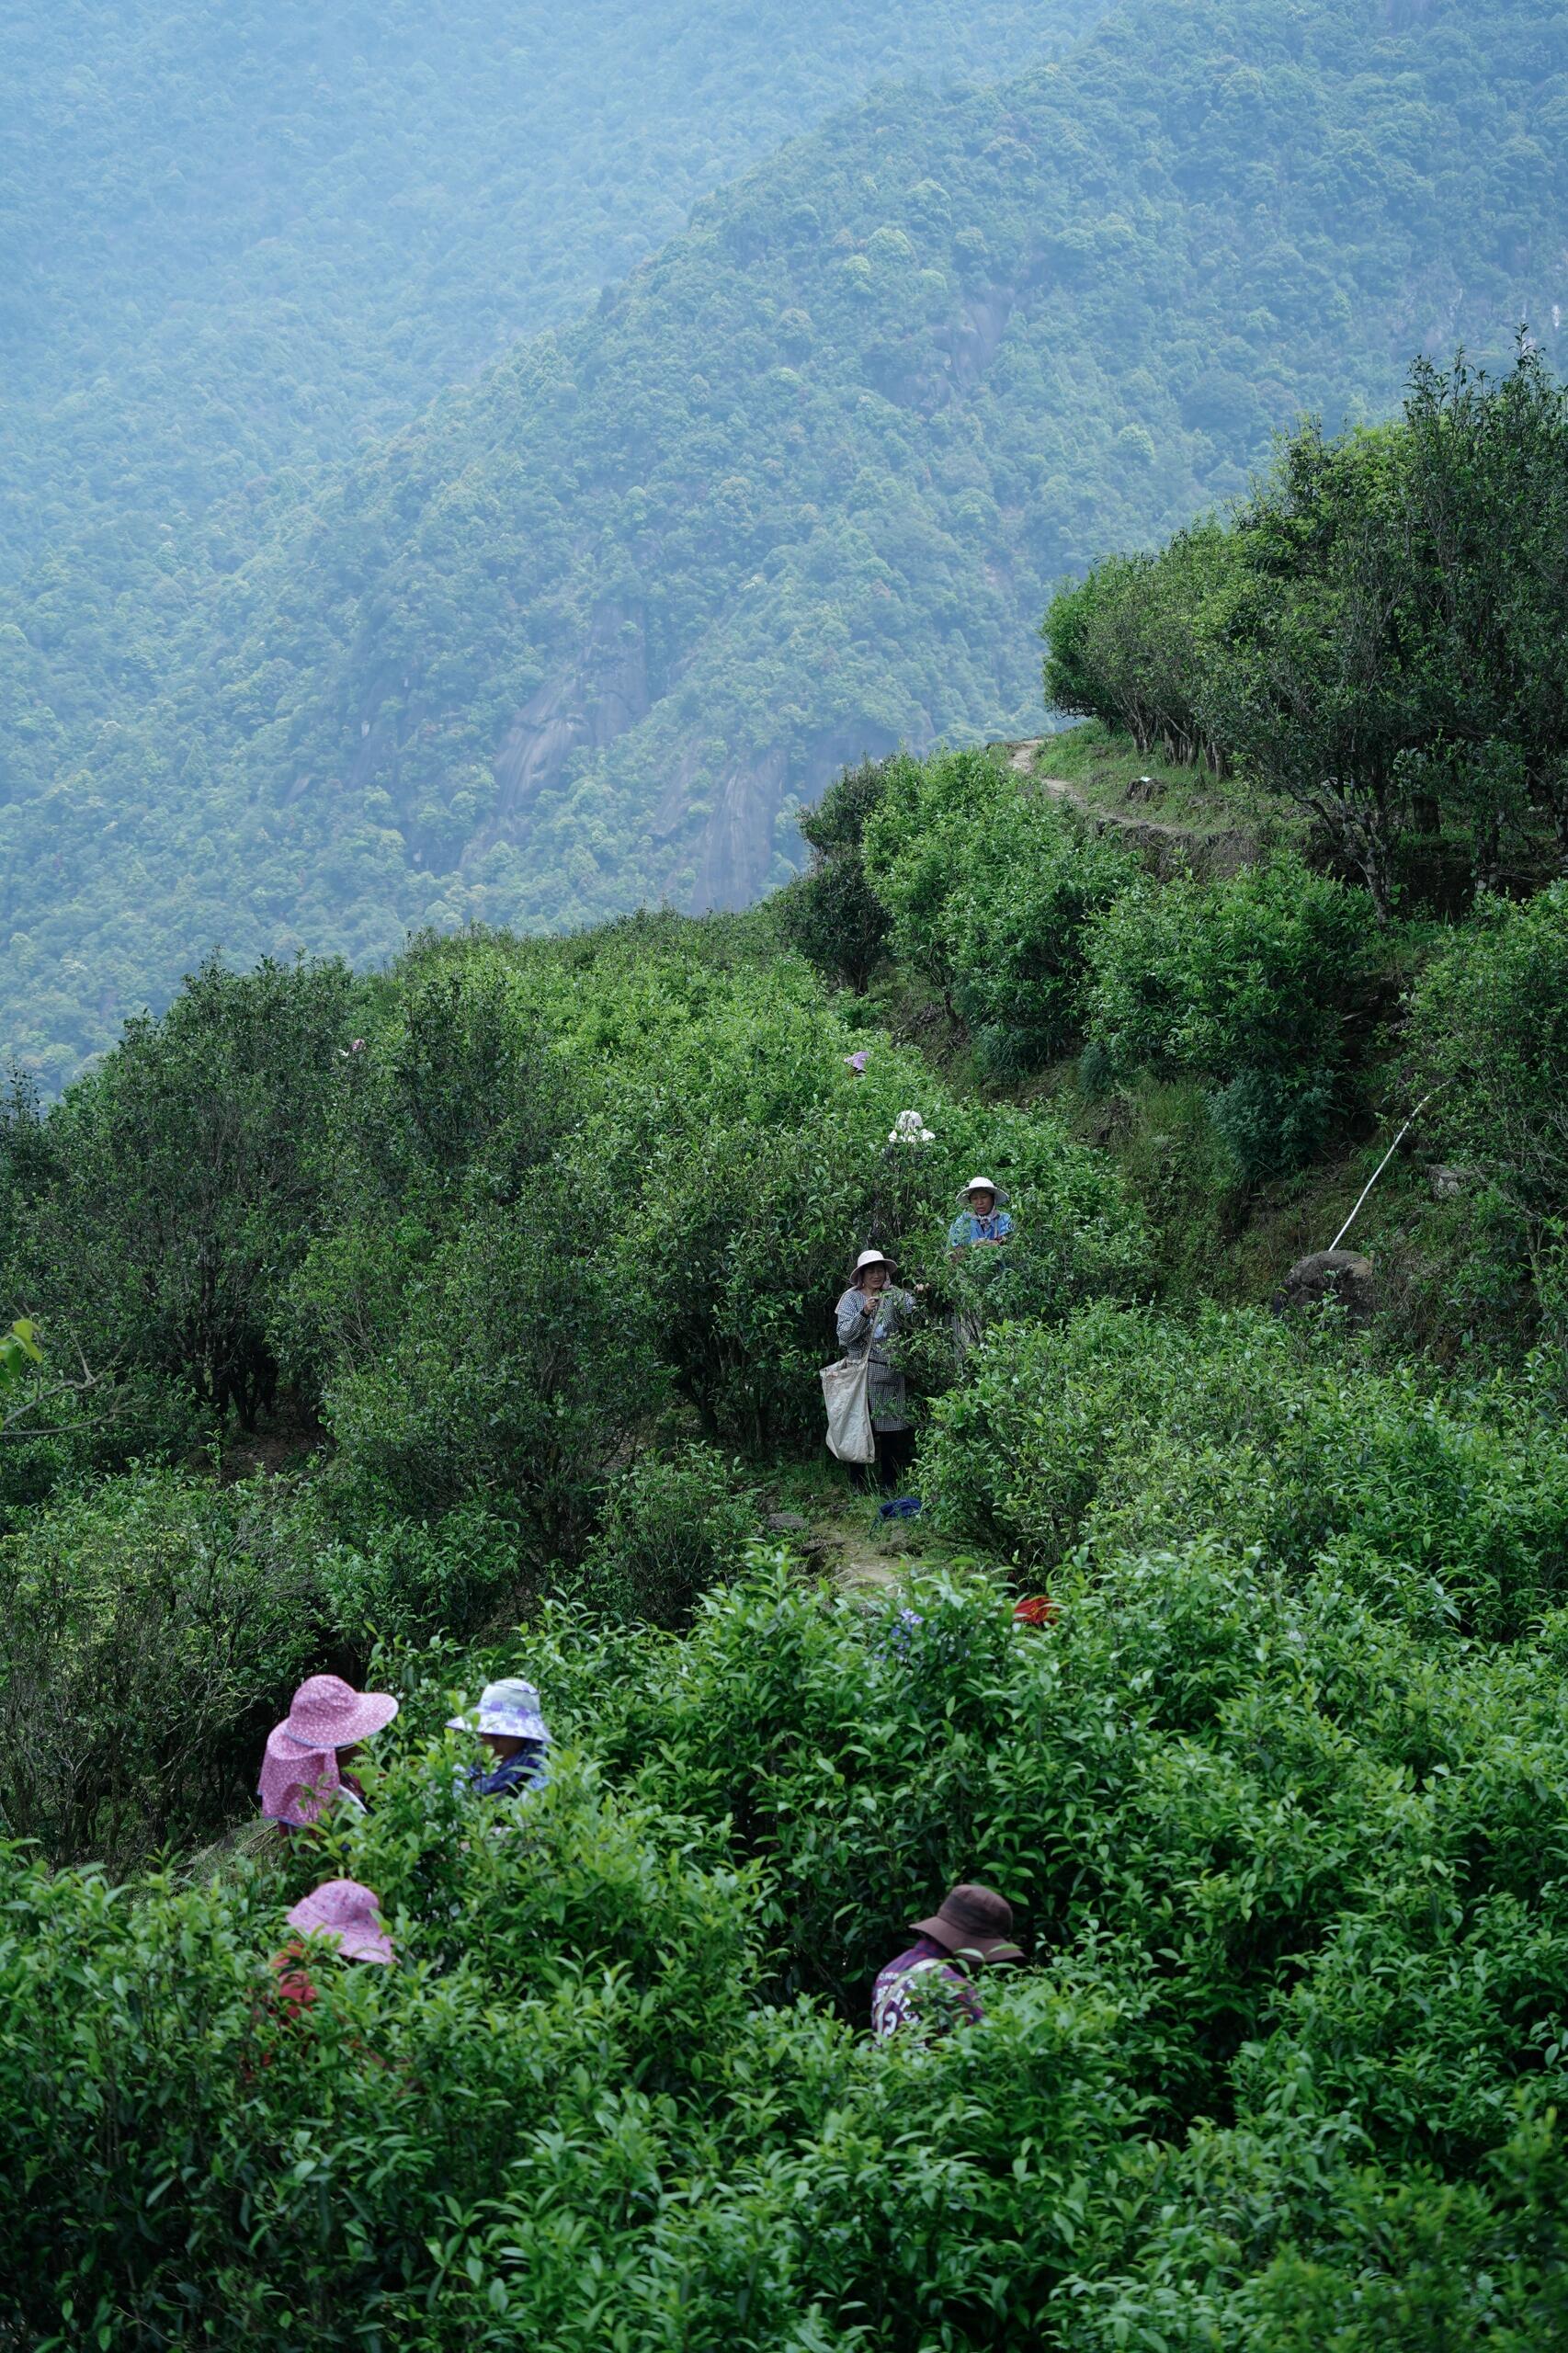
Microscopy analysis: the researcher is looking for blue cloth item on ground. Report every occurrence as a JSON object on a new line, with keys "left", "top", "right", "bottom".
{"left": 878, "top": 1494, "right": 922, "bottom": 1519}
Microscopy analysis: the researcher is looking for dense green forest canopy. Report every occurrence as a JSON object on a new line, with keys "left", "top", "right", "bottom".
{"left": 1043, "top": 347, "right": 1568, "bottom": 915}
{"left": 6, "top": 0, "right": 1566, "bottom": 1085}
{"left": 2, "top": 0, "right": 1107, "bottom": 585}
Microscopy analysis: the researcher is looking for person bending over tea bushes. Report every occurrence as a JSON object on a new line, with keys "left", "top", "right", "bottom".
{"left": 448, "top": 1677, "right": 552, "bottom": 1800}
{"left": 834, "top": 1247, "right": 919, "bottom": 1491}
{"left": 258, "top": 1673, "right": 400, "bottom": 1832}
{"left": 871, "top": 1882, "right": 1023, "bottom": 2039}
{"left": 265, "top": 1879, "right": 396, "bottom": 2032}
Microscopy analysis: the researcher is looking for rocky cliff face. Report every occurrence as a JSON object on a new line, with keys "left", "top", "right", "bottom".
{"left": 689, "top": 722, "right": 902, "bottom": 911}
{"left": 479, "top": 605, "right": 652, "bottom": 850}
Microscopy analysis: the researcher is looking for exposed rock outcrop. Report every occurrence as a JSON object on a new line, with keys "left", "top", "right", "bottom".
{"left": 475, "top": 603, "right": 650, "bottom": 852}
{"left": 1272, "top": 1248, "right": 1377, "bottom": 1324}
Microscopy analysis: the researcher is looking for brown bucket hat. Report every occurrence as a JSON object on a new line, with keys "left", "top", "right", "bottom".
{"left": 911, "top": 1881, "right": 1023, "bottom": 1963}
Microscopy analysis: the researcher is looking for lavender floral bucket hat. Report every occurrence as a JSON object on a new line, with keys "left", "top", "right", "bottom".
{"left": 447, "top": 1677, "right": 551, "bottom": 1743}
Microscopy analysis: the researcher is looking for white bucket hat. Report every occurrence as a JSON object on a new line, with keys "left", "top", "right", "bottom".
{"left": 448, "top": 1677, "right": 551, "bottom": 1744}
{"left": 958, "top": 1176, "right": 1009, "bottom": 1207}
{"left": 854, "top": 1247, "right": 895, "bottom": 1275}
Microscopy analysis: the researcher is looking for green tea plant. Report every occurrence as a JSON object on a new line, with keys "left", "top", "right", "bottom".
{"left": 3, "top": 955, "right": 363, "bottom": 1427}
{"left": 920, "top": 1300, "right": 1568, "bottom": 1637}
{"left": 11, "top": 1549, "right": 1568, "bottom": 2343}
{"left": 579, "top": 1442, "right": 764, "bottom": 1626}
{"left": 946, "top": 803, "right": 1141, "bottom": 1076}
{"left": 0, "top": 1471, "right": 523, "bottom": 1868}
{"left": 778, "top": 756, "right": 893, "bottom": 994}
{"left": 1407, "top": 882, "right": 1568, "bottom": 1357}
{"left": 1083, "top": 856, "right": 1376, "bottom": 1177}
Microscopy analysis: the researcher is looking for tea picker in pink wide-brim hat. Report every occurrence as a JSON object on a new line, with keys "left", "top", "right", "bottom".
{"left": 283, "top": 1674, "right": 400, "bottom": 1749}
{"left": 258, "top": 1672, "right": 400, "bottom": 1829}
{"left": 285, "top": 1878, "right": 396, "bottom": 1965}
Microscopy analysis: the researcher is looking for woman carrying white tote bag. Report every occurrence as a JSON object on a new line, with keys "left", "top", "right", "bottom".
{"left": 824, "top": 1248, "right": 917, "bottom": 1483}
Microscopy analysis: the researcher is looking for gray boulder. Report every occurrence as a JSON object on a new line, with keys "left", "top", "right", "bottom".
{"left": 1272, "top": 1248, "right": 1376, "bottom": 1324}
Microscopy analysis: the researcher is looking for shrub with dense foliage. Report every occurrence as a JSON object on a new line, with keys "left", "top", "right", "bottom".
{"left": 778, "top": 757, "right": 894, "bottom": 994}
{"left": 0, "top": 932, "right": 1145, "bottom": 1511}
{"left": 6, "top": 1551, "right": 1568, "bottom": 2345}
{"left": 1082, "top": 855, "right": 1377, "bottom": 1176}
{"left": 863, "top": 748, "right": 1140, "bottom": 1073}
{"left": 12, "top": 663, "right": 1568, "bottom": 2336}
{"left": 921, "top": 1299, "right": 1568, "bottom": 1640}
{"left": 1045, "top": 350, "right": 1568, "bottom": 915}
{"left": 578, "top": 1443, "right": 764, "bottom": 1626}
{"left": 0, "top": 1470, "right": 521, "bottom": 1870}
{"left": 1406, "top": 882, "right": 1568, "bottom": 1358}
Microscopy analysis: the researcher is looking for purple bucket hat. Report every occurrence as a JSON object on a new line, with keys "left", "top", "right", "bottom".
{"left": 286, "top": 1879, "right": 395, "bottom": 1965}
{"left": 447, "top": 1677, "right": 550, "bottom": 1744}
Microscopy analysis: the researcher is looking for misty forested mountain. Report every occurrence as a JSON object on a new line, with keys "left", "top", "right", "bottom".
{"left": 4, "top": 0, "right": 1105, "bottom": 581}
{"left": 5, "top": 0, "right": 1566, "bottom": 1080}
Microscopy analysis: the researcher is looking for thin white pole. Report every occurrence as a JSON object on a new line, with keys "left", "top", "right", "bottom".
{"left": 1329, "top": 1091, "right": 1437, "bottom": 1254}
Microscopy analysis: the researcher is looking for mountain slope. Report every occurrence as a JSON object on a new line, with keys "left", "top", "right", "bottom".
{"left": 6, "top": 0, "right": 1568, "bottom": 1079}
{"left": 1, "top": 2, "right": 1107, "bottom": 715}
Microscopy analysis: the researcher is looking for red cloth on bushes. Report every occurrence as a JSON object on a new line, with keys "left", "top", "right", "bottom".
{"left": 268, "top": 1938, "right": 323, "bottom": 2025}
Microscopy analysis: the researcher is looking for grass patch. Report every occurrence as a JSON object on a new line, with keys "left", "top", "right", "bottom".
{"left": 1029, "top": 720, "right": 1302, "bottom": 845}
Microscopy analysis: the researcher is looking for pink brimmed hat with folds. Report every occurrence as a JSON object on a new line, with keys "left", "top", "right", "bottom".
{"left": 258, "top": 1673, "right": 400, "bottom": 1826}
{"left": 281, "top": 1674, "right": 399, "bottom": 1748}
{"left": 285, "top": 1879, "right": 395, "bottom": 1965}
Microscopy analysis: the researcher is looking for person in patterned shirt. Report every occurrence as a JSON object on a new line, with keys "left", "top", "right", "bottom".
{"left": 871, "top": 1882, "right": 1023, "bottom": 2040}
{"left": 947, "top": 1176, "right": 1014, "bottom": 1256}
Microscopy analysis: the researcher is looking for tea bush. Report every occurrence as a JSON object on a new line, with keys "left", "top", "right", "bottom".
{"left": 945, "top": 803, "right": 1141, "bottom": 1076}
{"left": 778, "top": 756, "right": 892, "bottom": 994}
{"left": 228, "top": 934, "right": 1148, "bottom": 1488}
{"left": 1084, "top": 857, "right": 1376, "bottom": 1177}
{"left": 0, "top": 1358, "right": 211, "bottom": 1530}
{"left": 320, "top": 1181, "right": 665, "bottom": 1555}
{"left": 578, "top": 1442, "right": 763, "bottom": 1626}
{"left": 0, "top": 1728, "right": 1138, "bottom": 2348}
{"left": 8, "top": 1552, "right": 1568, "bottom": 2345}
{"left": 1407, "top": 882, "right": 1568, "bottom": 1358}
{"left": 860, "top": 748, "right": 1139, "bottom": 1071}
{"left": 601, "top": 947, "right": 1147, "bottom": 1447}
{"left": 860, "top": 745, "right": 996, "bottom": 999}
{"left": 14, "top": 833, "right": 1568, "bottom": 2341}
{"left": 0, "top": 1472, "right": 523, "bottom": 1869}
{"left": 0, "top": 955, "right": 365, "bottom": 1429}
{"left": 920, "top": 1301, "right": 1568, "bottom": 1636}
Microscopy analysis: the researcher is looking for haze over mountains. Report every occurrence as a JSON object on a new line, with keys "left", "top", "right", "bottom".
{"left": 5, "top": 0, "right": 1566, "bottom": 1082}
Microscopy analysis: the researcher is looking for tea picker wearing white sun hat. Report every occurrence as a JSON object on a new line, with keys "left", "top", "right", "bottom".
{"left": 826, "top": 1246, "right": 920, "bottom": 1489}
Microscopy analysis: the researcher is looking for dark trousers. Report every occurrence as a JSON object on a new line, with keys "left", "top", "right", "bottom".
{"left": 849, "top": 1425, "right": 915, "bottom": 1493}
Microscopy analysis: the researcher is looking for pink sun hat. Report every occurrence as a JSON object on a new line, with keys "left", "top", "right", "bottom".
{"left": 285, "top": 1879, "right": 395, "bottom": 1965}
{"left": 258, "top": 1674, "right": 400, "bottom": 1826}
{"left": 280, "top": 1674, "right": 399, "bottom": 1749}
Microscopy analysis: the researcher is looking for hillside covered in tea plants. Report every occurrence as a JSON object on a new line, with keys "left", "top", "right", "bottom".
{"left": 6, "top": 383, "right": 1568, "bottom": 2331}
{"left": 8, "top": 7, "right": 1568, "bottom": 2335}
{"left": 7, "top": 0, "right": 1568, "bottom": 1085}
